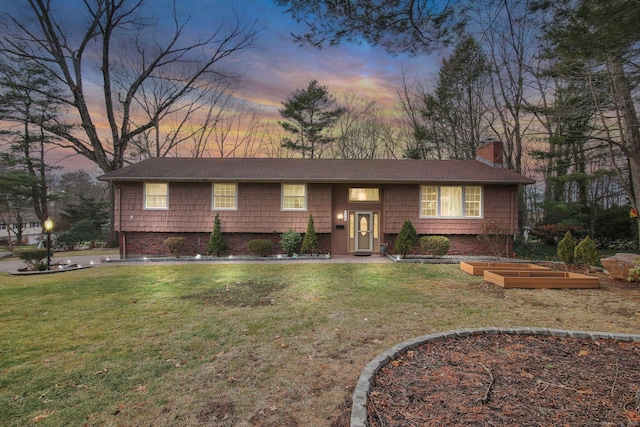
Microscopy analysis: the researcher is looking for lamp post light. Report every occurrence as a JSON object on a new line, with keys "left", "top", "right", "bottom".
{"left": 44, "top": 218, "right": 53, "bottom": 270}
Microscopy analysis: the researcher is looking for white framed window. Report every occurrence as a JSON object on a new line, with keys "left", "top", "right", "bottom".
{"left": 212, "top": 183, "right": 237, "bottom": 210}
{"left": 144, "top": 183, "right": 168, "bottom": 209}
{"left": 282, "top": 184, "right": 306, "bottom": 210}
{"left": 348, "top": 188, "right": 380, "bottom": 202}
{"left": 421, "top": 186, "right": 438, "bottom": 217}
{"left": 465, "top": 186, "right": 482, "bottom": 217}
{"left": 420, "top": 185, "right": 482, "bottom": 218}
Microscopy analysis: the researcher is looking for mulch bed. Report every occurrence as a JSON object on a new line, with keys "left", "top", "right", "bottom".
{"left": 367, "top": 334, "right": 640, "bottom": 426}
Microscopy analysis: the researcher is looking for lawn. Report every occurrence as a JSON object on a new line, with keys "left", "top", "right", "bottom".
{"left": 1, "top": 263, "right": 638, "bottom": 426}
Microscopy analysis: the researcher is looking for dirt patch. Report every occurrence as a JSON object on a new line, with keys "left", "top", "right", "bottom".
{"left": 196, "top": 400, "right": 235, "bottom": 425}
{"left": 182, "top": 281, "right": 288, "bottom": 307}
{"left": 367, "top": 334, "right": 640, "bottom": 426}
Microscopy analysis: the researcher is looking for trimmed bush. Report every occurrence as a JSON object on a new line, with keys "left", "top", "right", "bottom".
{"left": 246, "top": 239, "right": 273, "bottom": 257}
{"left": 394, "top": 219, "right": 417, "bottom": 258}
{"left": 163, "top": 237, "right": 185, "bottom": 257}
{"left": 206, "top": 213, "right": 227, "bottom": 256}
{"left": 15, "top": 248, "right": 48, "bottom": 271}
{"left": 574, "top": 236, "right": 599, "bottom": 272}
{"left": 280, "top": 229, "right": 302, "bottom": 257}
{"left": 300, "top": 215, "right": 318, "bottom": 255}
{"left": 557, "top": 231, "right": 575, "bottom": 265}
{"left": 420, "top": 235, "right": 450, "bottom": 258}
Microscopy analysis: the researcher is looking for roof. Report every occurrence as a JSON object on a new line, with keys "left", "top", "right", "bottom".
{"left": 98, "top": 157, "right": 535, "bottom": 185}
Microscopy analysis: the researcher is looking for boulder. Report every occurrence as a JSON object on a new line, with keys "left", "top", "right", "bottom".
{"left": 600, "top": 253, "right": 640, "bottom": 280}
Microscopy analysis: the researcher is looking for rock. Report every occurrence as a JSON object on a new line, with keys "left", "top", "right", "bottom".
{"left": 600, "top": 253, "right": 640, "bottom": 280}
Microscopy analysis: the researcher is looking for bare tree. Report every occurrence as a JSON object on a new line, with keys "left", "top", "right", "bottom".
{"left": 0, "top": 0, "right": 259, "bottom": 242}
{"left": 209, "top": 97, "right": 267, "bottom": 158}
{"left": 395, "top": 73, "right": 442, "bottom": 159}
{"left": 1, "top": 0, "right": 258, "bottom": 171}
{"left": 332, "top": 90, "right": 396, "bottom": 159}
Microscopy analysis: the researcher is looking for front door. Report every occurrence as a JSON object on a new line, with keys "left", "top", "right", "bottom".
{"left": 355, "top": 212, "right": 373, "bottom": 252}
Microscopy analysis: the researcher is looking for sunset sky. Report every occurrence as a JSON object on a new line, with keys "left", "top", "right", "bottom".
{"left": 1, "top": 0, "right": 443, "bottom": 172}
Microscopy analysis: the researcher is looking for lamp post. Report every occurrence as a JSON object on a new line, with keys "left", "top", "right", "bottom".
{"left": 44, "top": 218, "right": 53, "bottom": 270}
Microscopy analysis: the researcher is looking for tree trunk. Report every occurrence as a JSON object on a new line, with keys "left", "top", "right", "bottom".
{"left": 609, "top": 58, "right": 640, "bottom": 248}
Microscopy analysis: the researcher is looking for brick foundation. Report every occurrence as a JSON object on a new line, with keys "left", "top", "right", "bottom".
{"left": 120, "top": 231, "right": 331, "bottom": 258}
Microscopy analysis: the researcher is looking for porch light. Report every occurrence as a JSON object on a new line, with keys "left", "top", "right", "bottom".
{"left": 337, "top": 213, "right": 343, "bottom": 221}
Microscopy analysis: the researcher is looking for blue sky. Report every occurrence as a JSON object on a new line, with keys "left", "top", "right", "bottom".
{"left": 177, "top": 0, "right": 440, "bottom": 113}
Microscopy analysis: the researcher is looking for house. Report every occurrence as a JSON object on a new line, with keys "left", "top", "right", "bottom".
{"left": 98, "top": 140, "right": 535, "bottom": 258}
{"left": 0, "top": 215, "right": 44, "bottom": 245}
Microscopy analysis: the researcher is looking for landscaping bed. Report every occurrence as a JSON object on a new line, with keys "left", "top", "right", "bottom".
{"left": 367, "top": 333, "right": 640, "bottom": 426}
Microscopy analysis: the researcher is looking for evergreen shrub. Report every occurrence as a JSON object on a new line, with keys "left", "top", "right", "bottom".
{"left": 247, "top": 239, "right": 273, "bottom": 257}
{"left": 557, "top": 231, "right": 575, "bottom": 265}
{"left": 280, "top": 229, "right": 302, "bottom": 257}
{"left": 420, "top": 235, "right": 450, "bottom": 258}
{"left": 163, "top": 237, "right": 185, "bottom": 257}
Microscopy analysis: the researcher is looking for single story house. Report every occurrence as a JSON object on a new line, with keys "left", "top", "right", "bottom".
{"left": 99, "top": 140, "right": 535, "bottom": 258}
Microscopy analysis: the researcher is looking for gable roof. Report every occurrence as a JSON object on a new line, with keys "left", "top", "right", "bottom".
{"left": 98, "top": 157, "right": 535, "bottom": 185}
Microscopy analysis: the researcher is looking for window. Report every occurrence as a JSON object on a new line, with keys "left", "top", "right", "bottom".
{"left": 212, "top": 183, "right": 237, "bottom": 210}
{"left": 144, "top": 183, "right": 168, "bottom": 209}
{"left": 465, "top": 186, "right": 482, "bottom": 217}
{"left": 282, "top": 184, "right": 306, "bottom": 210}
{"left": 420, "top": 185, "right": 482, "bottom": 218}
{"left": 421, "top": 186, "right": 438, "bottom": 216}
{"left": 349, "top": 188, "right": 380, "bottom": 202}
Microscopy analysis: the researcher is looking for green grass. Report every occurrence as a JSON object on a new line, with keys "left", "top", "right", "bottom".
{"left": 1, "top": 263, "right": 638, "bottom": 426}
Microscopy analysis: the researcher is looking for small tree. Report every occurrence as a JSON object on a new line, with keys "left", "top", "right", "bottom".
{"left": 163, "top": 237, "right": 185, "bottom": 258}
{"left": 394, "top": 219, "right": 417, "bottom": 258}
{"left": 300, "top": 215, "right": 318, "bottom": 255}
{"left": 206, "top": 213, "right": 227, "bottom": 257}
{"left": 574, "top": 236, "right": 599, "bottom": 273}
{"left": 280, "top": 229, "right": 302, "bottom": 257}
{"left": 557, "top": 230, "right": 575, "bottom": 265}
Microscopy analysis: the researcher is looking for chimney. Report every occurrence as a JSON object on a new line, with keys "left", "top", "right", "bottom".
{"left": 476, "top": 138, "right": 503, "bottom": 167}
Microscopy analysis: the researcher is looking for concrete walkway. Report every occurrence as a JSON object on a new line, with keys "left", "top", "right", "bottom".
{"left": 0, "top": 252, "right": 395, "bottom": 274}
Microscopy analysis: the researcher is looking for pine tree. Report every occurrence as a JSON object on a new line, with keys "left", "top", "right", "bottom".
{"left": 279, "top": 80, "right": 345, "bottom": 158}
{"left": 394, "top": 219, "right": 417, "bottom": 258}
{"left": 206, "top": 213, "right": 227, "bottom": 256}
{"left": 301, "top": 214, "right": 318, "bottom": 255}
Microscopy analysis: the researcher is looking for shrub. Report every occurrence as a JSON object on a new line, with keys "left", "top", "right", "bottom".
{"left": 280, "top": 229, "right": 302, "bottom": 257}
{"left": 55, "top": 230, "right": 83, "bottom": 250}
{"left": 420, "top": 235, "right": 450, "bottom": 258}
{"left": 627, "top": 257, "right": 640, "bottom": 282}
{"left": 300, "top": 215, "right": 318, "bottom": 255}
{"left": 557, "top": 231, "right": 575, "bottom": 265}
{"left": 530, "top": 223, "right": 581, "bottom": 245}
{"left": 574, "top": 236, "right": 599, "bottom": 272}
{"left": 246, "top": 239, "right": 273, "bottom": 257}
{"left": 163, "top": 237, "right": 185, "bottom": 257}
{"left": 206, "top": 213, "right": 227, "bottom": 256}
{"left": 15, "top": 248, "right": 48, "bottom": 271}
{"left": 477, "top": 220, "right": 507, "bottom": 257}
{"left": 394, "top": 219, "right": 417, "bottom": 258}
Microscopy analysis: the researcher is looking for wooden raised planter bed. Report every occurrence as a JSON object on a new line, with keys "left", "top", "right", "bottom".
{"left": 483, "top": 270, "right": 600, "bottom": 289}
{"left": 460, "top": 262, "right": 550, "bottom": 276}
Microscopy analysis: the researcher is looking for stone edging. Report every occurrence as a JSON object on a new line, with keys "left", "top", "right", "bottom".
{"left": 351, "top": 327, "right": 640, "bottom": 427}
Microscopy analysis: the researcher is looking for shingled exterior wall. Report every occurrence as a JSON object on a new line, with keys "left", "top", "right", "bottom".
{"left": 114, "top": 181, "right": 518, "bottom": 258}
